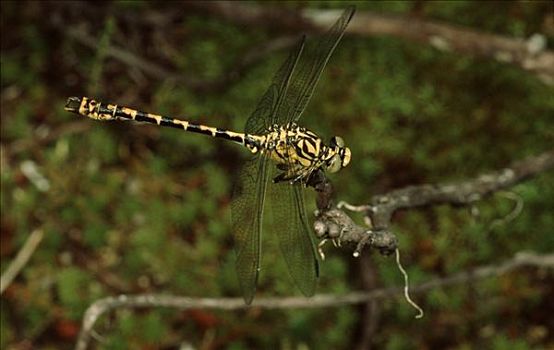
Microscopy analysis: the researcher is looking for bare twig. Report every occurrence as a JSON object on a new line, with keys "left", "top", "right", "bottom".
{"left": 395, "top": 249, "right": 424, "bottom": 319}
{"left": 54, "top": 3, "right": 552, "bottom": 94}
{"left": 0, "top": 229, "right": 44, "bottom": 294}
{"left": 368, "top": 150, "right": 554, "bottom": 227}
{"left": 53, "top": 18, "right": 173, "bottom": 81}
{"left": 75, "top": 251, "right": 554, "bottom": 350}
{"left": 315, "top": 150, "right": 554, "bottom": 254}
{"left": 488, "top": 191, "right": 524, "bottom": 231}
{"left": 191, "top": 2, "right": 554, "bottom": 85}
{"left": 345, "top": 11, "right": 554, "bottom": 85}
{"left": 51, "top": 11, "right": 298, "bottom": 93}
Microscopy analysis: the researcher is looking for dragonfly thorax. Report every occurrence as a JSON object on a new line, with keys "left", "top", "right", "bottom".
{"left": 257, "top": 123, "right": 350, "bottom": 183}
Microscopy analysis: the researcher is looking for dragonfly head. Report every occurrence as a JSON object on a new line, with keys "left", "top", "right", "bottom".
{"left": 326, "top": 136, "right": 351, "bottom": 173}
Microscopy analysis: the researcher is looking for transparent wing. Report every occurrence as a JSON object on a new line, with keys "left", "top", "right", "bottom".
{"left": 231, "top": 7, "right": 353, "bottom": 303}
{"left": 276, "top": 6, "right": 355, "bottom": 125}
{"left": 245, "top": 37, "right": 305, "bottom": 134}
{"left": 268, "top": 168, "right": 319, "bottom": 297}
{"left": 232, "top": 33, "right": 305, "bottom": 304}
{"left": 231, "top": 156, "right": 270, "bottom": 304}
{"left": 259, "top": 7, "right": 355, "bottom": 294}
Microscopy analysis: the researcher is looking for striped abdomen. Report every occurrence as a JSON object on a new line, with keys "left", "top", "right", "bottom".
{"left": 65, "top": 97, "right": 262, "bottom": 153}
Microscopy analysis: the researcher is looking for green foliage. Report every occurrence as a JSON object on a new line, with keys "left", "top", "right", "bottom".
{"left": 88, "top": 16, "right": 116, "bottom": 96}
{"left": 0, "top": 301, "right": 13, "bottom": 347}
{"left": 491, "top": 334, "right": 534, "bottom": 350}
{"left": 56, "top": 267, "right": 93, "bottom": 320}
{"left": 1, "top": 1, "right": 552, "bottom": 349}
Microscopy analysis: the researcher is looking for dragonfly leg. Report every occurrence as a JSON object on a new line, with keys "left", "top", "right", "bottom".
{"left": 317, "top": 239, "right": 328, "bottom": 260}
{"left": 289, "top": 164, "right": 320, "bottom": 185}
{"left": 272, "top": 172, "right": 293, "bottom": 183}
{"left": 272, "top": 164, "right": 309, "bottom": 184}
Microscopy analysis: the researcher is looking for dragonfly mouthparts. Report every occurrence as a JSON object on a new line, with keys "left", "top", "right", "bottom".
{"left": 64, "top": 97, "right": 82, "bottom": 113}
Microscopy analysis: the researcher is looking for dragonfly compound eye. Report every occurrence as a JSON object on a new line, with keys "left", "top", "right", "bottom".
{"left": 330, "top": 136, "right": 345, "bottom": 148}
{"left": 327, "top": 154, "right": 343, "bottom": 173}
{"left": 341, "top": 147, "right": 351, "bottom": 167}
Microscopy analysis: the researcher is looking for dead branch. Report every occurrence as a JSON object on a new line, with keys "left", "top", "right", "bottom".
{"left": 53, "top": 3, "right": 552, "bottom": 93}
{"left": 0, "top": 229, "right": 44, "bottom": 294}
{"left": 345, "top": 10, "right": 554, "bottom": 85}
{"left": 52, "top": 12, "right": 301, "bottom": 93}
{"left": 314, "top": 150, "right": 554, "bottom": 255}
{"left": 50, "top": 14, "right": 173, "bottom": 81}
{"left": 191, "top": 2, "right": 554, "bottom": 85}
{"left": 75, "top": 251, "right": 554, "bottom": 350}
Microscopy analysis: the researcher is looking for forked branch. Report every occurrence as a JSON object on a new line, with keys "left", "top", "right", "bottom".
{"left": 314, "top": 150, "right": 554, "bottom": 256}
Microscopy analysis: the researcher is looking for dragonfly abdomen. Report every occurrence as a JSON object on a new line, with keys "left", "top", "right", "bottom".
{"left": 65, "top": 96, "right": 262, "bottom": 152}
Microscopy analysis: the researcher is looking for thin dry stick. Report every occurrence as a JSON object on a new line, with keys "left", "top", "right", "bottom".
{"left": 0, "top": 229, "right": 44, "bottom": 294}
{"left": 62, "top": 24, "right": 173, "bottom": 80}
{"left": 395, "top": 248, "right": 424, "bottom": 319}
{"left": 53, "top": 4, "right": 553, "bottom": 91}
{"left": 53, "top": 12, "right": 299, "bottom": 93}
{"left": 488, "top": 191, "right": 524, "bottom": 231}
{"left": 75, "top": 251, "right": 554, "bottom": 350}
{"left": 315, "top": 150, "right": 554, "bottom": 255}
{"left": 191, "top": 2, "right": 554, "bottom": 84}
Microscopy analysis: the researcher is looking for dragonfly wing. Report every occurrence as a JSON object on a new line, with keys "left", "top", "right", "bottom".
{"left": 268, "top": 169, "right": 319, "bottom": 296}
{"left": 262, "top": 7, "right": 354, "bottom": 296}
{"left": 232, "top": 156, "right": 271, "bottom": 304}
{"left": 232, "top": 29, "right": 305, "bottom": 305}
{"left": 245, "top": 37, "right": 305, "bottom": 134}
{"left": 231, "top": 7, "right": 354, "bottom": 303}
{"left": 276, "top": 6, "right": 355, "bottom": 125}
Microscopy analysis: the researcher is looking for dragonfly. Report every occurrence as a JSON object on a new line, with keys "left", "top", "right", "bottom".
{"left": 65, "top": 6, "right": 355, "bottom": 304}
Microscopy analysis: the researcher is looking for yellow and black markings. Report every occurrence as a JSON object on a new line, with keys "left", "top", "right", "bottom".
{"left": 65, "top": 96, "right": 349, "bottom": 183}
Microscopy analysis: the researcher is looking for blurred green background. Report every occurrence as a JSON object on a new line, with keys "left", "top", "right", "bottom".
{"left": 1, "top": 1, "right": 553, "bottom": 349}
